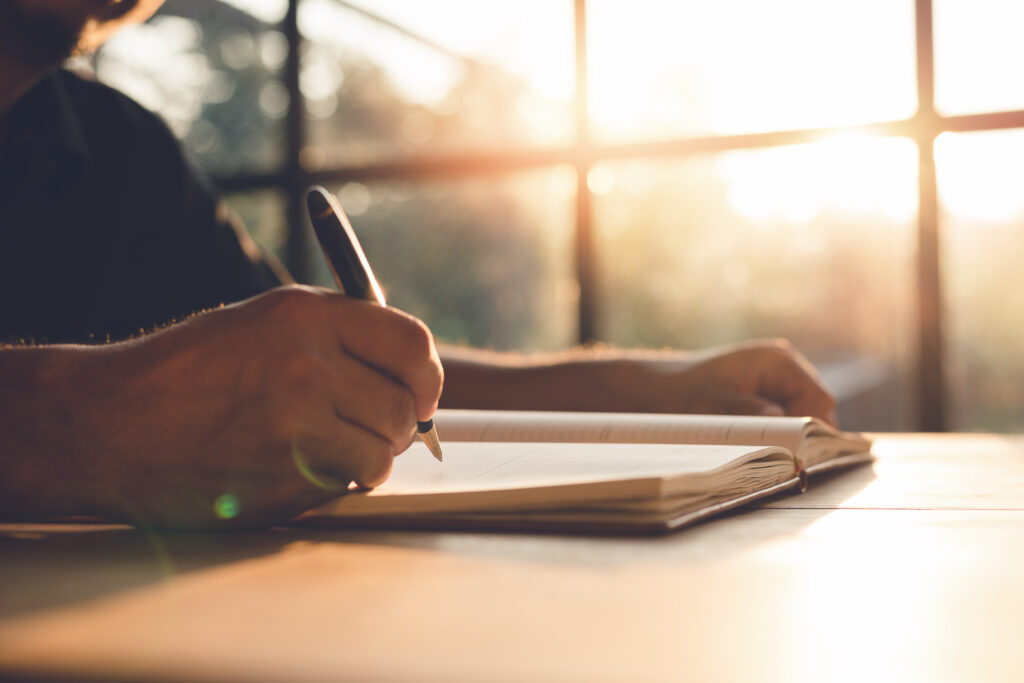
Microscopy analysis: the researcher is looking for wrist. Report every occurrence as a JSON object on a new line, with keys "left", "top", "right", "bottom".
{"left": 440, "top": 347, "right": 695, "bottom": 413}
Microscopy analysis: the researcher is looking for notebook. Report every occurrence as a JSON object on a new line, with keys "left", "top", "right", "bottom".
{"left": 299, "top": 410, "right": 872, "bottom": 534}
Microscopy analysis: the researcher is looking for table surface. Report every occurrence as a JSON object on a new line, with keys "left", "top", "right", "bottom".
{"left": 2, "top": 433, "right": 1023, "bottom": 683}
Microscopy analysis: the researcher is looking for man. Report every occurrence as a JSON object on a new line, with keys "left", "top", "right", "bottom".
{"left": 0, "top": 0, "right": 835, "bottom": 529}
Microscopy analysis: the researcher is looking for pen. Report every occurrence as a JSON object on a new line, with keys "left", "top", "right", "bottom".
{"left": 305, "top": 185, "right": 443, "bottom": 462}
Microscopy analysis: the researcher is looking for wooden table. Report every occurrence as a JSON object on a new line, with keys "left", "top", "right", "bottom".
{"left": 2, "top": 434, "right": 1023, "bottom": 683}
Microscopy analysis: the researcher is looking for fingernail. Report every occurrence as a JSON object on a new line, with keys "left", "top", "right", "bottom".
{"left": 760, "top": 404, "right": 785, "bottom": 416}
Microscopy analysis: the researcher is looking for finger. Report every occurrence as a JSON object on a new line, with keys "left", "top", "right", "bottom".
{"left": 325, "top": 297, "right": 444, "bottom": 421}
{"left": 756, "top": 346, "right": 837, "bottom": 423}
{"left": 294, "top": 421, "right": 395, "bottom": 489}
{"left": 334, "top": 354, "right": 419, "bottom": 454}
{"left": 243, "top": 288, "right": 443, "bottom": 421}
{"left": 704, "top": 392, "right": 786, "bottom": 418}
{"left": 267, "top": 347, "right": 417, "bottom": 455}
{"left": 323, "top": 352, "right": 419, "bottom": 455}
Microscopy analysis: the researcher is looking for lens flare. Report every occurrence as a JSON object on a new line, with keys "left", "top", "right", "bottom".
{"left": 291, "top": 438, "right": 347, "bottom": 490}
{"left": 214, "top": 493, "right": 240, "bottom": 519}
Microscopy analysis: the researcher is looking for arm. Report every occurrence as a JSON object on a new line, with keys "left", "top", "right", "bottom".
{"left": 0, "top": 286, "right": 443, "bottom": 529}
{"left": 0, "top": 345, "right": 88, "bottom": 520}
{"left": 440, "top": 338, "right": 837, "bottom": 425}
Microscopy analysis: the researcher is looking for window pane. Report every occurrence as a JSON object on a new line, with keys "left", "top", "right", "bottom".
{"left": 587, "top": 0, "right": 916, "bottom": 143}
{"left": 309, "top": 169, "right": 578, "bottom": 351}
{"left": 95, "top": 0, "right": 289, "bottom": 175}
{"left": 592, "top": 137, "right": 919, "bottom": 430}
{"left": 223, "top": 189, "right": 288, "bottom": 263}
{"left": 299, "top": 0, "right": 574, "bottom": 169}
{"left": 938, "top": 129, "right": 1024, "bottom": 431}
{"left": 934, "top": 0, "right": 1024, "bottom": 116}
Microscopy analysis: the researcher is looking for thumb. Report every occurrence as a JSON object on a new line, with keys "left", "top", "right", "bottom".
{"left": 715, "top": 393, "right": 786, "bottom": 418}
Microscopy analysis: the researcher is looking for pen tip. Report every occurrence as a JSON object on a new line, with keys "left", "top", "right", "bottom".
{"left": 417, "top": 421, "right": 443, "bottom": 462}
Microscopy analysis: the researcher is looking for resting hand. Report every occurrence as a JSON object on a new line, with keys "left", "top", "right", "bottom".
{"left": 440, "top": 338, "right": 836, "bottom": 425}
{"left": 619, "top": 339, "right": 838, "bottom": 425}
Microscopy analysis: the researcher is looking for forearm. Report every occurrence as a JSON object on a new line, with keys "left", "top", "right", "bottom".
{"left": 0, "top": 345, "right": 96, "bottom": 520}
{"left": 438, "top": 345, "right": 691, "bottom": 413}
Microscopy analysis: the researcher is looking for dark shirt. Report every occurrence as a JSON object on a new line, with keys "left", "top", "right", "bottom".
{"left": 0, "top": 69, "right": 282, "bottom": 344}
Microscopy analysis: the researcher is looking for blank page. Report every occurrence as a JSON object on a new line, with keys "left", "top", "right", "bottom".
{"left": 314, "top": 441, "right": 792, "bottom": 516}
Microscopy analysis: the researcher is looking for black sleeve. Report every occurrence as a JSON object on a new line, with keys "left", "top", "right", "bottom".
{"left": 71, "top": 73, "right": 287, "bottom": 334}
{"left": 178, "top": 159, "right": 287, "bottom": 311}
{"left": 0, "top": 71, "right": 288, "bottom": 344}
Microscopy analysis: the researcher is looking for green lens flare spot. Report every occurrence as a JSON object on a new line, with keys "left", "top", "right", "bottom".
{"left": 214, "top": 493, "right": 240, "bottom": 519}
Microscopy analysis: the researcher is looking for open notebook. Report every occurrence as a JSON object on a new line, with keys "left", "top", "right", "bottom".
{"left": 300, "top": 410, "right": 873, "bottom": 534}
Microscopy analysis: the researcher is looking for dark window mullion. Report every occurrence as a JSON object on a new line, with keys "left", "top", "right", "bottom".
{"left": 915, "top": 0, "right": 946, "bottom": 431}
{"left": 575, "top": 0, "right": 597, "bottom": 344}
{"left": 284, "top": 0, "right": 311, "bottom": 283}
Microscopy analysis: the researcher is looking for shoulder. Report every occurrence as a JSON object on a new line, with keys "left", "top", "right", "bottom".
{"left": 55, "top": 69, "right": 190, "bottom": 169}
{"left": 55, "top": 69, "right": 171, "bottom": 135}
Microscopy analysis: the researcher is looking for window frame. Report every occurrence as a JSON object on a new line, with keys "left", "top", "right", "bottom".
{"left": 211, "top": 0, "right": 1024, "bottom": 431}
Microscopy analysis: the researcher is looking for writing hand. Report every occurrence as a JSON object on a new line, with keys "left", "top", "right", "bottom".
{"left": 62, "top": 286, "right": 442, "bottom": 529}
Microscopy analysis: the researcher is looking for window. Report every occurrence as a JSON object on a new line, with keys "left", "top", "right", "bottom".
{"left": 938, "top": 129, "right": 1024, "bottom": 431}
{"left": 96, "top": 0, "right": 1024, "bottom": 431}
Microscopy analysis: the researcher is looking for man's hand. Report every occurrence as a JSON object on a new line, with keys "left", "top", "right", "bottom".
{"left": 1, "top": 286, "right": 443, "bottom": 530}
{"left": 626, "top": 339, "right": 838, "bottom": 425}
{"left": 439, "top": 338, "right": 836, "bottom": 426}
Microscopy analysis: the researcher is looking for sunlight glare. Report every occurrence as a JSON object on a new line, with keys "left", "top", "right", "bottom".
{"left": 717, "top": 134, "right": 918, "bottom": 225}
{"left": 333, "top": 0, "right": 574, "bottom": 105}
{"left": 587, "top": 166, "right": 615, "bottom": 195}
{"left": 773, "top": 512, "right": 966, "bottom": 682}
{"left": 934, "top": 0, "right": 1024, "bottom": 115}
{"left": 935, "top": 131, "right": 1024, "bottom": 223}
{"left": 587, "top": 0, "right": 916, "bottom": 142}
{"left": 299, "top": 0, "right": 461, "bottom": 108}
{"left": 97, "top": 16, "right": 207, "bottom": 137}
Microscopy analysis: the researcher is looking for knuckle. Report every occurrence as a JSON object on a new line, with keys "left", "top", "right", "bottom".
{"left": 432, "top": 362, "right": 445, "bottom": 401}
{"left": 420, "top": 356, "right": 444, "bottom": 402}
{"left": 392, "top": 314, "right": 434, "bottom": 361}
{"left": 766, "top": 337, "right": 795, "bottom": 355}
{"left": 260, "top": 285, "right": 326, "bottom": 320}
{"left": 753, "top": 338, "right": 801, "bottom": 367}
{"left": 258, "top": 285, "right": 302, "bottom": 309}
{"left": 392, "top": 315, "right": 443, "bottom": 401}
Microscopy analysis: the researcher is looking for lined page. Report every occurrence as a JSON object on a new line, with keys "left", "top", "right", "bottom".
{"left": 432, "top": 410, "right": 810, "bottom": 454}
{"left": 315, "top": 441, "right": 789, "bottom": 516}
